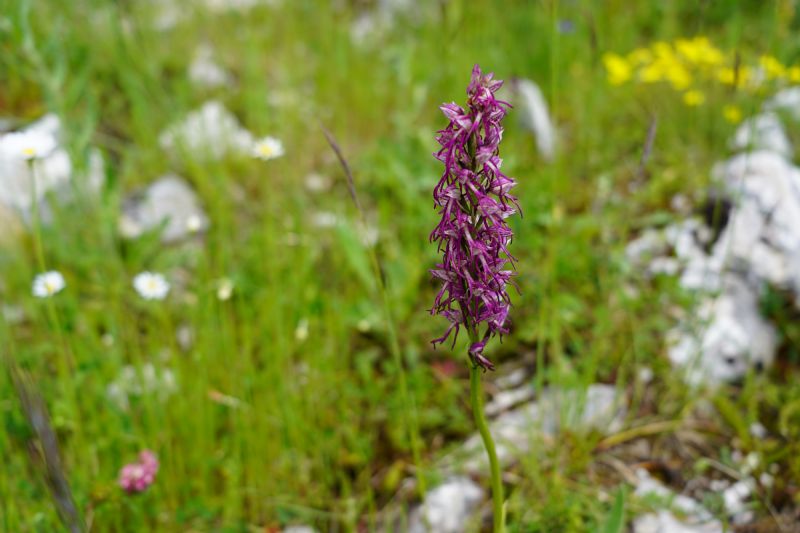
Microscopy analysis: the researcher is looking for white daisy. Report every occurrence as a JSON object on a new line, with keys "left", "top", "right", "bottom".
{"left": 133, "top": 272, "right": 170, "bottom": 300}
{"left": 294, "top": 318, "right": 309, "bottom": 342}
{"left": 216, "top": 278, "right": 234, "bottom": 301}
{"left": 251, "top": 136, "right": 284, "bottom": 161}
{"left": 0, "top": 130, "right": 57, "bottom": 160}
{"left": 32, "top": 271, "right": 66, "bottom": 298}
{"left": 185, "top": 214, "right": 204, "bottom": 233}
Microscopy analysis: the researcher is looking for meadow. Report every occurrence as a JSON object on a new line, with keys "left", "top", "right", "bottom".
{"left": 2, "top": 0, "right": 800, "bottom": 531}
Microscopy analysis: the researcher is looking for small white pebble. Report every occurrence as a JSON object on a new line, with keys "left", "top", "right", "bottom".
{"left": 749, "top": 422, "right": 767, "bottom": 439}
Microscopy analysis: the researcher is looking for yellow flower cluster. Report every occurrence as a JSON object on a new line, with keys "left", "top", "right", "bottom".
{"left": 603, "top": 37, "right": 800, "bottom": 123}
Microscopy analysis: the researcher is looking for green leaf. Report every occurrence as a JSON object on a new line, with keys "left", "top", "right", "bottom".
{"left": 335, "top": 221, "right": 376, "bottom": 294}
{"left": 599, "top": 486, "right": 626, "bottom": 533}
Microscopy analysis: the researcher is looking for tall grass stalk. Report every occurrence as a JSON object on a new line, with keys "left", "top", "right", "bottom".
{"left": 321, "top": 126, "right": 427, "bottom": 497}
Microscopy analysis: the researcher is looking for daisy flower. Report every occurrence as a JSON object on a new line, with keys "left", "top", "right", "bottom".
{"left": 294, "top": 318, "right": 309, "bottom": 342}
{"left": 133, "top": 272, "right": 170, "bottom": 300}
{"left": 251, "top": 136, "right": 284, "bottom": 161}
{"left": 185, "top": 214, "right": 204, "bottom": 233}
{"left": 32, "top": 271, "right": 66, "bottom": 298}
{"left": 216, "top": 278, "right": 234, "bottom": 301}
{"left": 0, "top": 130, "right": 57, "bottom": 160}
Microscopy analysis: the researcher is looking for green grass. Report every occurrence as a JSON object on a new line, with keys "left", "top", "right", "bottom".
{"left": 2, "top": 0, "right": 800, "bottom": 530}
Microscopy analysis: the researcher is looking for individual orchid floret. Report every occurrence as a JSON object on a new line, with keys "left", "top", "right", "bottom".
{"left": 430, "top": 65, "right": 518, "bottom": 371}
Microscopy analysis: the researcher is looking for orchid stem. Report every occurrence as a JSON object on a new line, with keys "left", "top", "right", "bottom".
{"left": 467, "top": 329, "right": 505, "bottom": 533}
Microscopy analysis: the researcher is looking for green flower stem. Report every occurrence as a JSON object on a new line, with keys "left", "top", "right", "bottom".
{"left": 28, "top": 161, "right": 77, "bottom": 398}
{"left": 467, "top": 330, "right": 505, "bottom": 533}
{"left": 28, "top": 161, "right": 47, "bottom": 273}
{"left": 469, "top": 366, "right": 505, "bottom": 532}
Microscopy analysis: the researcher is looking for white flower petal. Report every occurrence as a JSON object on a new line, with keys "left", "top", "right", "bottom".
{"left": 133, "top": 272, "right": 170, "bottom": 300}
{"left": 32, "top": 271, "right": 66, "bottom": 298}
{"left": 251, "top": 136, "right": 284, "bottom": 161}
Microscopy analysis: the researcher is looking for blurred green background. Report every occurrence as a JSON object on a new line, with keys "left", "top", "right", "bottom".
{"left": 2, "top": 0, "right": 800, "bottom": 531}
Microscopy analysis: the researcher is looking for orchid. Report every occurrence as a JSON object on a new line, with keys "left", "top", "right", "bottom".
{"left": 430, "top": 65, "right": 517, "bottom": 532}
{"left": 430, "top": 64, "right": 518, "bottom": 371}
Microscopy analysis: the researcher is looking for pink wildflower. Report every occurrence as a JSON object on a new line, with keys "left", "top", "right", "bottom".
{"left": 118, "top": 450, "right": 159, "bottom": 494}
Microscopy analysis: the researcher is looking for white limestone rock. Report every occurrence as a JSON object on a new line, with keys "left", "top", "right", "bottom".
{"left": 667, "top": 275, "right": 776, "bottom": 385}
{"left": 159, "top": 101, "right": 255, "bottom": 160}
{"left": 282, "top": 527, "right": 319, "bottom": 533}
{"left": 713, "top": 150, "right": 800, "bottom": 289}
{"left": 350, "top": 0, "right": 420, "bottom": 46}
{"left": 633, "top": 469, "right": 723, "bottom": 533}
{"left": 119, "top": 175, "right": 210, "bottom": 243}
{"left": 408, "top": 477, "right": 484, "bottom": 533}
{"left": 0, "top": 114, "right": 104, "bottom": 222}
{"left": 633, "top": 511, "right": 723, "bottom": 533}
{"left": 512, "top": 78, "right": 556, "bottom": 161}
{"left": 766, "top": 86, "right": 800, "bottom": 121}
{"left": 189, "top": 45, "right": 234, "bottom": 89}
{"left": 731, "top": 112, "right": 792, "bottom": 158}
{"left": 443, "top": 384, "right": 624, "bottom": 474}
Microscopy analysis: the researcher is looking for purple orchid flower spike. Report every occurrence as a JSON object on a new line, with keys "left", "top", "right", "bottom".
{"left": 430, "top": 64, "right": 518, "bottom": 371}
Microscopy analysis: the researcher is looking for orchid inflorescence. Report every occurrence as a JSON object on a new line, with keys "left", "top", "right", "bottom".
{"left": 430, "top": 65, "right": 519, "bottom": 371}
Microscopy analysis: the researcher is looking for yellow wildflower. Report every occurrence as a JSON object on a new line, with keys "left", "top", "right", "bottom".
{"left": 717, "top": 65, "right": 753, "bottom": 88}
{"left": 717, "top": 67, "right": 737, "bottom": 85}
{"left": 723, "top": 105, "right": 742, "bottom": 124}
{"left": 683, "top": 90, "right": 705, "bottom": 106}
{"left": 788, "top": 66, "right": 800, "bottom": 83}
{"left": 653, "top": 42, "right": 675, "bottom": 61}
{"left": 665, "top": 62, "right": 692, "bottom": 90}
{"left": 676, "top": 37, "right": 724, "bottom": 66}
{"left": 640, "top": 63, "right": 664, "bottom": 83}
{"left": 627, "top": 47, "right": 653, "bottom": 66}
{"left": 759, "top": 55, "right": 786, "bottom": 80}
{"left": 603, "top": 53, "right": 632, "bottom": 85}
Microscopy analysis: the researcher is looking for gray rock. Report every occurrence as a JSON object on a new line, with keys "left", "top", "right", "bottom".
{"left": 119, "top": 175, "right": 209, "bottom": 243}
{"left": 204, "top": 0, "right": 277, "bottom": 13}
{"left": 408, "top": 477, "right": 484, "bottom": 533}
{"left": 350, "top": 0, "right": 421, "bottom": 46}
{"left": 731, "top": 112, "right": 792, "bottom": 158}
{"left": 443, "top": 384, "right": 624, "bottom": 474}
{"left": 0, "top": 114, "right": 104, "bottom": 218}
{"left": 633, "top": 511, "right": 723, "bottom": 533}
{"left": 153, "top": 0, "right": 278, "bottom": 29}
{"left": 494, "top": 367, "right": 528, "bottom": 389}
{"left": 667, "top": 275, "right": 776, "bottom": 385}
{"left": 188, "top": 45, "right": 234, "bottom": 89}
{"left": 713, "top": 150, "right": 800, "bottom": 289}
{"left": 766, "top": 86, "right": 800, "bottom": 121}
{"left": 512, "top": 78, "right": 556, "bottom": 161}
{"left": 626, "top": 99, "right": 800, "bottom": 386}
{"left": 625, "top": 229, "right": 669, "bottom": 267}
{"left": 158, "top": 101, "right": 255, "bottom": 160}
{"left": 282, "top": 527, "right": 319, "bottom": 533}
{"left": 633, "top": 469, "right": 723, "bottom": 533}
{"left": 722, "top": 480, "right": 754, "bottom": 525}
{"left": 485, "top": 385, "right": 535, "bottom": 417}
